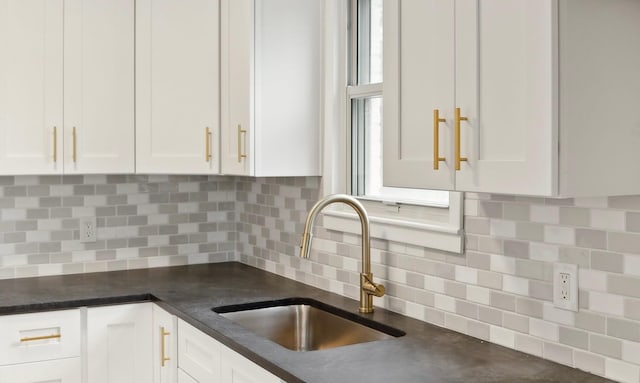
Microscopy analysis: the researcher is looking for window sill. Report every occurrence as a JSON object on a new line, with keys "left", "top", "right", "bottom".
{"left": 322, "top": 209, "right": 464, "bottom": 254}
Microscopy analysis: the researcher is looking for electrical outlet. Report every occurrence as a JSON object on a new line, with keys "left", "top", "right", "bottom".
{"left": 79, "top": 217, "right": 97, "bottom": 243}
{"left": 553, "top": 263, "right": 578, "bottom": 311}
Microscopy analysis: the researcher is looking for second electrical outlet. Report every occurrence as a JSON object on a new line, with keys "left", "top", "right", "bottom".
{"left": 80, "top": 216, "right": 97, "bottom": 243}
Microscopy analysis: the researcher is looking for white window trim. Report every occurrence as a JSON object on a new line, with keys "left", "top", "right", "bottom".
{"left": 320, "top": 0, "right": 464, "bottom": 254}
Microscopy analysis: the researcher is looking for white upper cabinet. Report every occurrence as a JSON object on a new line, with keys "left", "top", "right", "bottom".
{"left": 64, "top": 0, "right": 135, "bottom": 174}
{"left": 384, "top": 0, "right": 640, "bottom": 197}
{"left": 220, "top": 0, "right": 322, "bottom": 177}
{"left": 0, "top": 0, "right": 63, "bottom": 175}
{"left": 0, "top": 0, "right": 134, "bottom": 175}
{"left": 136, "top": 0, "right": 220, "bottom": 175}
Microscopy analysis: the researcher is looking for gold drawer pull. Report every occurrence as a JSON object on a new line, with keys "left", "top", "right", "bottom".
{"left": 433, "top": 109, "right": 446, "bottom": 170}
{"left": 455, "top": 107, "right": 468, "bottom": 171}
{"left": 205, "top": 127, "right": 212, "bottom": 162}
{"left": 237, "top": 124, "right": 247, "bottom": 163}
{"left": 53, "top": 127, "right": 58, "bottom": 162}
{"left": 20, "top": 334, "right": 61, "bottom": 343}
{"left": 160, "top": 327, "right": 170, "bottom": 367}
{"left": 72, "top": 127, "right": 77, "bottom": 163}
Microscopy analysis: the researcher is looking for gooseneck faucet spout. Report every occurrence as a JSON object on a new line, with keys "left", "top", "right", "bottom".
{"left": 299, "top": 194, "right": 385, "bottom": 313}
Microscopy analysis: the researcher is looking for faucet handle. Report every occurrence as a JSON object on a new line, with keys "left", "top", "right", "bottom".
{"left": 361, "top": 273, "right": 385, "bottom": 297}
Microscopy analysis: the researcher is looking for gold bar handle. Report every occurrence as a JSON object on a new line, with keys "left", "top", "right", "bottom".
{"left": 53, "top": 127, "right": 57, "bottom": 162}
{"left": 160, "top": 327, "right": 170, "bottom": 367}
{"left": 20, "top": 334, "right": 61, "bottom": 343}
{"left": 72, "top": 127, "right": 77, "bottom": 163}
{"left": 205, "top": 127, "right": 212, "bottom": 162}
{"left": 237, "top": 124, "right": 247, "bottom": 163}
{"left": 455, "top": 107, "right": 468, "bottom": 171}
{"left": 433, "top": 109, "right": 446, "bottom": 170}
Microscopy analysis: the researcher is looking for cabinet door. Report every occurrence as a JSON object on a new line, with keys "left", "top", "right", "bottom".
{"left": 153, "top": 305, "right": 177, "bottom": 383}
{"left": 383, "top": 0, "right": 455, "bottom": 190}
{"left": 220, "top": 0, "right": 252, "bottom": 176}
{"left": 63, "top": 0, "right": 134, "bottom": 174}
{"left": 0, "top": 358, "right": 81, "bottom": 383}
{"left": 220, "top": 349, "right": 281, "bottom": 383}
{"left": 178, "top": 369, "right": 200, "bottom": 383}
{"left": 136, "top": 0, "right": 220, "bottom": 174}
{"left": 177, "top": 320, "right": 221, "bottom": 383}
{"left": 455, "top": 0, "right": 557, "bottom": 195}
{"left": 0, "top": 0, "right": 63, "bottom": 175}
{"left": 87, "top": 303, "right": 153, "bottom": 383}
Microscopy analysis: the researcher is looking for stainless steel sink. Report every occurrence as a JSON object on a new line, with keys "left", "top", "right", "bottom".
{"left": 213, "top": 298, "right": 404, "bottom": 352}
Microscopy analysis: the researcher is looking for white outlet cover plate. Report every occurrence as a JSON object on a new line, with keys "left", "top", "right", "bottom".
{"left": 79, "top": 216, "right": 97, "bottom": 243}
{"left": 553, "top": 262, "right": 579, "bottom": 311}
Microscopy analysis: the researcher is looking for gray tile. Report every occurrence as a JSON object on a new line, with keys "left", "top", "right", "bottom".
{"left": 529, "top": 281, "right": 553, "bottom": 301}
{"left": 575, "top": 229, "right": 607, "bottom": 250}
{"left": 591, "top": 251, "right": 624, "bottom": 273}
{"left": 607, "top": 317, "right": 640, "bottom": 342}
{"left": 467, "top": 321, "right": 490, "bottom": 341}
{"left": 559, "top": 247, "right": 590, "bottom": 268}
{"left": 574, "top": 351, "right": 605, "bottom": 376}
{"left": 609, "top": 232, "right": 640, "bottom": 255}
{"left": 491, "top": 291, "right": 516, "bottom": 311}
{"left": 516, "top": 297, "right": 543, "bottom": 319}
{"left": 543, "top": 342, "right": 573, "bottom": 366}
{"left": 504, "top": 240, "right": 529, "bottom": 259}
{"left": 590, "top": 334, "right": 622, "bottom": 358}
{"left": 624, "top": 299, "right": 640, "bottom": 321}
{"left": 478, "top": 271, "right": 502, "bottom": 290}
{"left": 478, "top": 306, "right": 503, "bottom": 326}
{"left": 467, "top": 252, "right": 490, "bottom": 270}
{"left": 465, "top": 217, "right": 490, "bottom": 235}
{"left": 609, "top": 274, "right": 640, "bottom": 299}
{"left": 575, "top": 311, "right": 606, "bottom": 334}
{"left": 503, "top": 203, "right": 530, "bottom": 221}
{"left": 559, "top": 207, "right": 590, "bottom": 227}
{"left": 609, "top": 195, "right": 640, "bottom": 210}
{"left": 503, "top": 313, "right": 529, "bottom": 333}
{"left": 478, "top": 201, "right": 503, "bottom": 218}
{"left": 515, "top": 222, "right": 544, "bottom": 242}
{"left": 456, "top": 301, "right": 478, "bottom": 320}
{"left": 559, "top": 327, "right": 588, "bottom": 350}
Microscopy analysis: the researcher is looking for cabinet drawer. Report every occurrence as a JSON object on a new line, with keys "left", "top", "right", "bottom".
{"left": 0, "top": 357, "right": 81, "bottom": 383}
{"left": 0, "top": 309, "right": 81, "bottom": 366}
{"left": 178, "top": 320, "right": 221, "bottom": 383}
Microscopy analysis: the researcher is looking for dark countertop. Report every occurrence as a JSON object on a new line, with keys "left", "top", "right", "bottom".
{"left": 0, "top": 262, "right": 609, "bottom": 383}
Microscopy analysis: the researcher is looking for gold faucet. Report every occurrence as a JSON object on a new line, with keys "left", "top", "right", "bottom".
{"left": 299, "top": 194, "right": 385, "bottom": 313}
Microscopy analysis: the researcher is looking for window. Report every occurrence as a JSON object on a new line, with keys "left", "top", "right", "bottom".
{"left": 320, "top": 0, "right": 463, "bottom": 253}
{"left": 347, "top": 0, "right": 450, "bottom": 209}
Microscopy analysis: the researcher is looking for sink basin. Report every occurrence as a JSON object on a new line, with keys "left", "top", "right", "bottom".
{"left": 213, "top": 298, "right": 405, "bottom": 352}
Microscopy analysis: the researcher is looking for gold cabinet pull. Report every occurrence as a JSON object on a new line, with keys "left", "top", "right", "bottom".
{"left": 433, "top": 109, "right": 446, "bottom": 170}
{"left": 160, "top": 327, "right": 170, "bottom": 367}
{"left": 205, "top": 127, "right": 212, "bottom": 162}
{"left": 237, "top": 124, "right": 247, "bottom": 163}
{"left": 72, "top": 127, "right": 77, "bottom": 162}
{"left": 53, "top": 127, "right": 57, "bottom": 162}
{"left": 455, "top": 107, "right": 468, "bottom": 171}
{"left": 20, "top": 334, "right": 61, "bottom": 343}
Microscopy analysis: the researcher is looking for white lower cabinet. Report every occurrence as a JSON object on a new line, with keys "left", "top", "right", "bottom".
{"left": 178, "top": 319, "right": 282, "bottom": 383}
{"left": 0, "top": 357, "right": 82, "bottom": 383}
{"left": 153, "top": 305, "right": 178, "bottom": 383}
{"left": 87, "top": 302, "right": 153, "bottom": 383}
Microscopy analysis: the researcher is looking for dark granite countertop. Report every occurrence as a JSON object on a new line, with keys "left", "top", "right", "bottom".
{"left": 0, "top": 262, "right": 609, "bottom": 383}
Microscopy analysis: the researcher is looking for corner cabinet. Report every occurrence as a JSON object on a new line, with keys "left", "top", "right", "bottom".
{"left": 136, "top": 0, "right": 220, "bottom": 175}
{"left": 220, "top": 0, "right": 322, "bottom": 177}
{"left": 0, "top": 0, "right": 134, "bottom": 175}
{"left": 384, "top": 0, "right": 640, "bottom": 197}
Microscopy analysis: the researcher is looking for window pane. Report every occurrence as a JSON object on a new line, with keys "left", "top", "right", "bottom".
{"left": 357, "top": 0, "right": 383, "bottom": 84}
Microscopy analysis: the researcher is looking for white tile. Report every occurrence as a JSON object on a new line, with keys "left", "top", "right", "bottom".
{"left": 455, "top": 265, "right": 478, "bottom": 285}
{"left": 574, "top": 197, "right": 608, "bottom": 208}
{"left": 434, "top": 294, "right": 456, "bottom": 313}
{"left": 543, "top": 303, "right": 575, "bottom": 326}
{"left": 467, "top": 285, "right": 491, "bottom": 305}
{"left": 503, "top": 275, "right": 530, "bottom": 296}
{"left": 490, "top": 220, "right": 516, "bottom": 238}
{"left": 515, "top": 334, "right": 543, "bottom": 357}
{"left": 544, "top": 226, "right": 575, "bottom": 246}
{"left": 624, "top": 255, "right": 640, "bottom": 277}
{"left": 465, "top": 199, "right": 479, "bottom": 216}
{"left": 530, "top": 243, "right": 559, "bottom": 262}
{"left": 591, "top": 209, "right": 626, "bottom": 231}
{"left": 622, "top": 341, "right": 640, "bottom": 365}
{"left": 424, "top": 275, "right": 445, "bottom": 294}
{"left": 605, "top": 358, "right": 640, "bottom": 383}
{"left": 589, "top": 291, "right": 625, "bottom": 317}
{"left": 406, "top": 301, "right": 426, "bottom": 321}
{"left": 490, "top": 325, "right": 515, "bottom": 348}
{"left": 530, "top": 318, "right": 559, "bottom": 342}
{"left": 531, "top": 205, "right": 559, "bottom": 224}
{"left": 490, "top": 254, "right": 516, "bottom": 275}
{"left": 578, "top": 269, "right": 607, "bottom": 292}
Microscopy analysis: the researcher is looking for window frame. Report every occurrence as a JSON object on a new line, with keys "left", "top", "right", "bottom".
{"left": 320, "top": 0, "right": 464, "bottom": 254}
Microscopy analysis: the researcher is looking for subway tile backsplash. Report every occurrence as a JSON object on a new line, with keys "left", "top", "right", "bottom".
{"left": 0, "top": 175, "right": 236, "bottom": 278}
{"left": 3, "top": 174, "right": 640, "bottom": 381}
